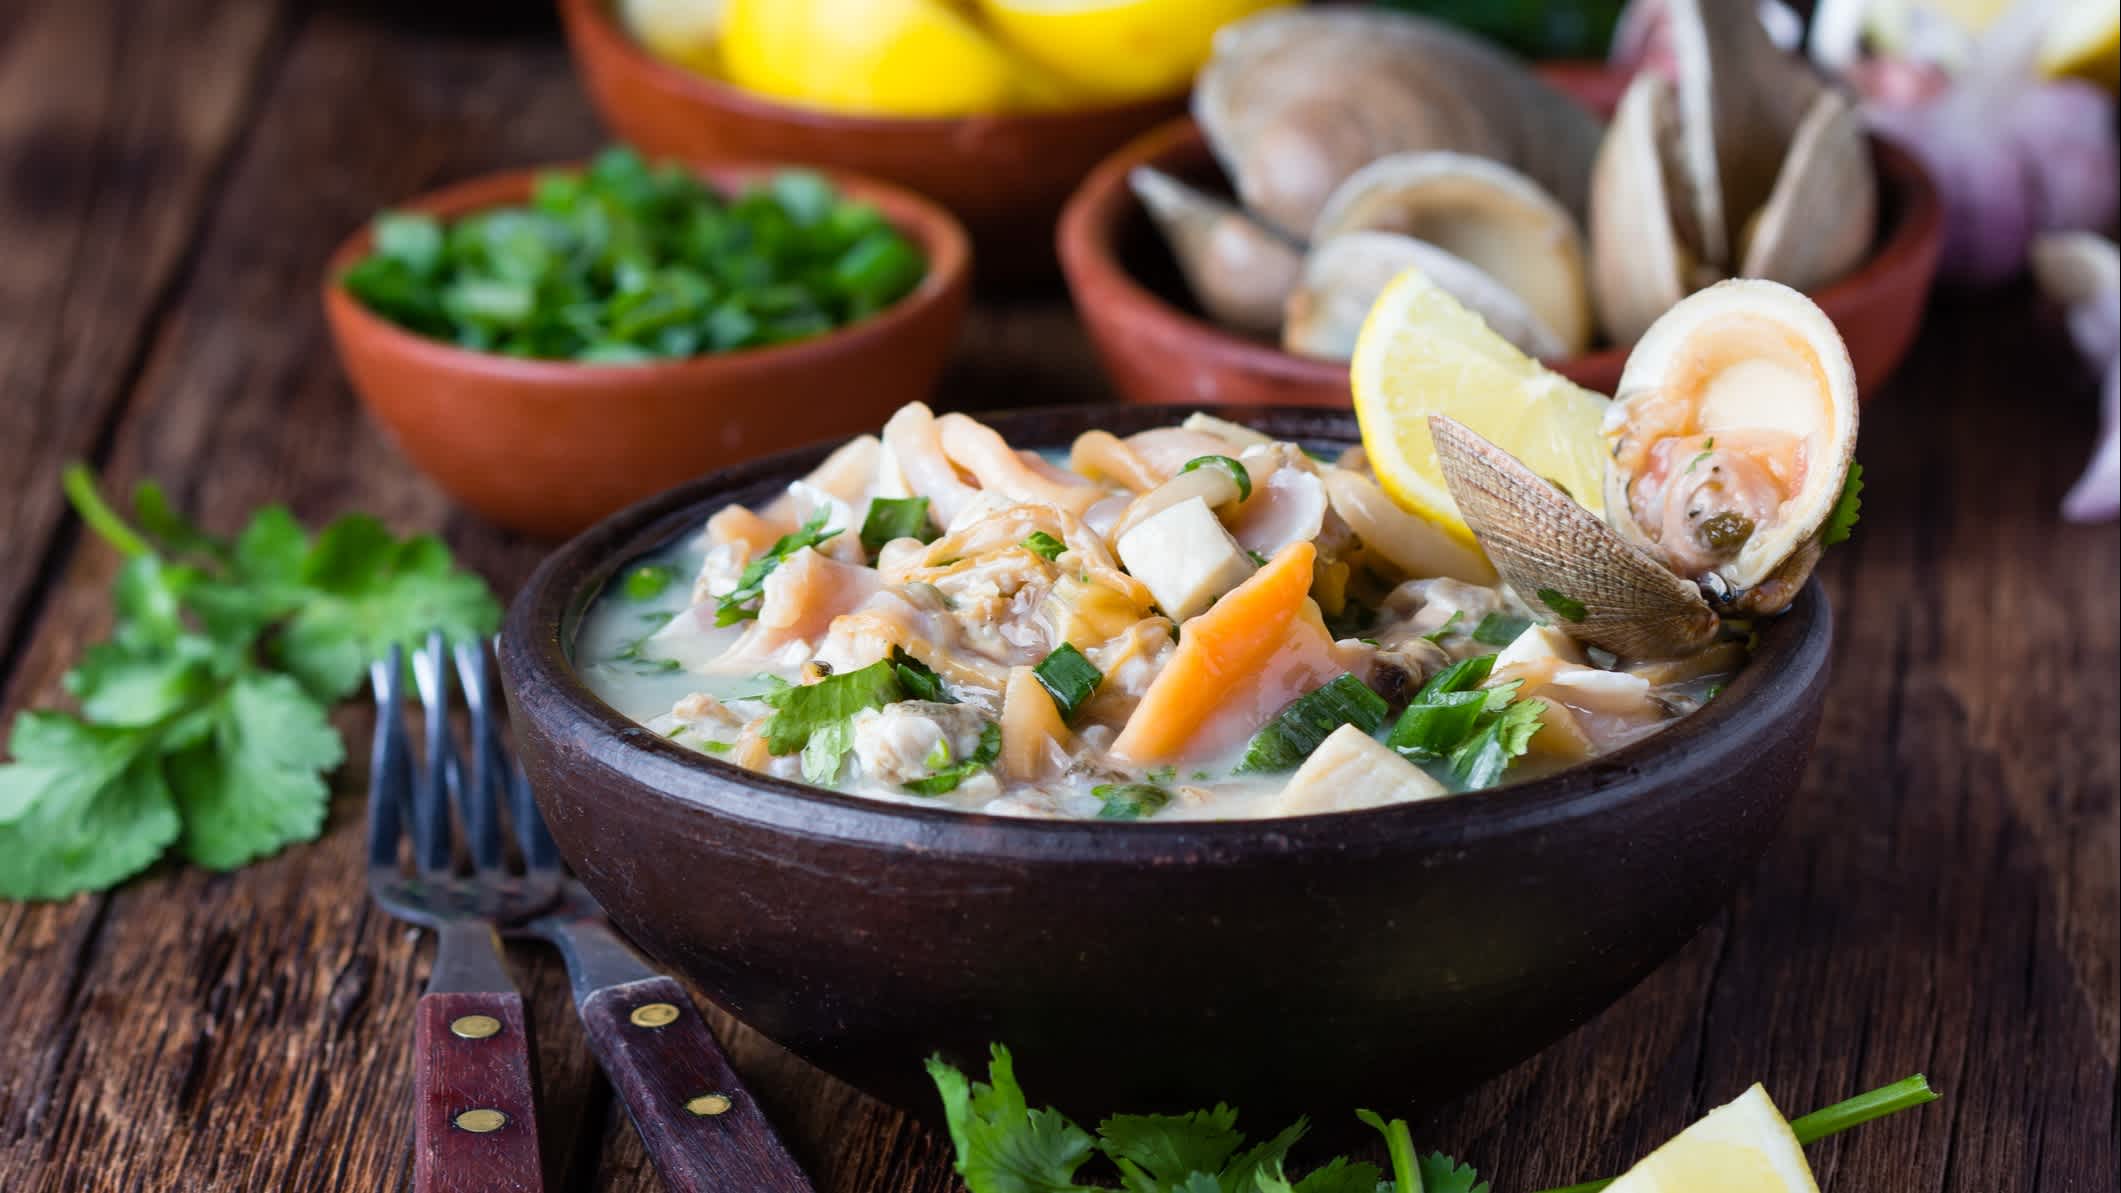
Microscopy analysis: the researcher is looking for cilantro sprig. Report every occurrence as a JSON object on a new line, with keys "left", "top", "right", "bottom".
{"left": 927, "top": 1047, "right": 1940, "bottom": 1193}
{"left": 1822, "top": 463, "right": 1864, "bottom": 546}
{"left": 0, "top": 467, "right": 499, "bottom": 900}
{"left": 1386, "top": 654, "right": 1547, "bottom": 791}
{"left": 714, "top": 508, "right": 839, "bottom": 625}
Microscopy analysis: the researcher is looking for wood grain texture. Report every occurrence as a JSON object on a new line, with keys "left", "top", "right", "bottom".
{"left": 0, "top": 4, "right": 2112, "bottom": 1193}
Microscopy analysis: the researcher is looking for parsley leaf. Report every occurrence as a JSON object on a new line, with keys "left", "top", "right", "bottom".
{"left": 905, "top": 722, "right": 1001, "bottom": 796}
{"left": 1418, "top": 1152, "right": 1491, "bottom": 1193}
{"left": 714, "top": 509, "right": 840, "bottom": 626}
{"left": 1095, "top": 1106, "right": 1244, "bottom": 1185}
{"left": 927, "top": 1046, "right": 1100, "bottom": 1193}
{"left": 165, "top": 671, "right": 343, "bottom": 869}
{"left": 278, "top": 519, "right": 501, "bottom": 701}
{"left": 1093, "top": 784, "right": 1173, "bottom": 821}
{"left": 760, "top": 658, "right": 902, "bottom": 756}
{"left": 1822, "top": 462, "right": 1864, "bottom": 546}
{"left": 1446, "top": 697, "right": 1546, "bottom": 790}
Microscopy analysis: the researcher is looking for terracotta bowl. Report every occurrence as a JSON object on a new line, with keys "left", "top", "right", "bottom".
{"left": 557, "top": 0, "right": 1185, "bottom": 284}
{"left": 1056, "top": 75, "right": 1943, "bottom": 408}
{"left": 322, "top": 164, "right": 970, "bottom": 539}
{"left": 499, "top": 404, "right": 1833, "bottom": 1124}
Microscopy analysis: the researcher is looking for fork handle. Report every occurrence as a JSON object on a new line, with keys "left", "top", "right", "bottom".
{"left": 415, "top": 988, "right": 546, "bottom": 1192}
{"left": 579, "top": 975, "right": 813, "bottom": 1192}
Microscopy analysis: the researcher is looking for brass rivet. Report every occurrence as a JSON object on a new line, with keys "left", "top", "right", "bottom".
{"left": 450, "top": 1014, "right": 502, "bottom": 1040}
{"left": 629, "top": 1002, "right": 681, "bottom": 1028}
{"left": 686, "top": 1092, "right": 734, "bottom": 1117}
{"left": 454, "top": 1108, "right": 509, "bottom": 1134}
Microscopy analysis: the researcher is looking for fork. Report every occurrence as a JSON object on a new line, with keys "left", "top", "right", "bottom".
{"left": 451, "top": 641, "right": 815, "bottom": 1193}
{"left": 370, "top": 636, "right": 560, "bottom": 1193}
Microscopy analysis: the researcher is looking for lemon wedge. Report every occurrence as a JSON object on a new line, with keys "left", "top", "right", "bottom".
{"left": 1605, "top": 1084, "right": 1822, "bottom": 1193}
{"left": 720, "top": 0, "right": 1075, "bottom": 117}
{"left": 1349, "top": 265, "right": 1610, "bottom": 548}
{"left": 619, "top": 0, "right": 724, "bottom": 77}
{"left": 974, "top": 0, "right": 1293, "bottom": 103}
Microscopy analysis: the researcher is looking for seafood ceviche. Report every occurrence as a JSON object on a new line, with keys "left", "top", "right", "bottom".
{"left": 579, "top": 280, "right": 1859, "bottom": 821}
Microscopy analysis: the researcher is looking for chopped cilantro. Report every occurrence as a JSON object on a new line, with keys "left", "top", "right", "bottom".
{"left": 1446, "top": 697, "right": 1546, "bottom": 789}
{"left": 759, "top": 658, "right": 900, "bottom": 757}
{"left": 621, "top": 562, "right": 680, "bottom": 600}
{"left": 1536, "top": 588, "right": 1587, "bottom": 623}
{"left": 714, "top": 509, "right": 840, "bottom": 625}
{"left": 1023, "top": 531, "right": 1067, "bottom": 561}
{"left": 904, "top": 723, "right": 1001, "bottom": 796}
{"left": 1470, "top": 612, "right": 1533, "bottom": 646}
{"left": 1179, "top": 454, "right": 1252, "bottom": 501}
{"left": 1093, "top": 784, "right": 1172, "bottom": 820}
{"left": 890, "top": 646, "right": 955, "bottom": 703}
{"left": 1822, "top": 462, "right": 1863, "bottom": 546}
{"left": 861, "top": 496, "right": 934, "bottom": 553}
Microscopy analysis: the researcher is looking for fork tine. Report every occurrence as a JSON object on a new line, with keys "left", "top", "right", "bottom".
{"left": 511, "top": 761, "right": 561, "bottom": 873}
{"left": 450, "top": 640, "right": 507, "bottom": 871}
{"left": 409, "top": 633, "right": 457, "bottom": 874}
{"left": 367, "top": 648, "right": 410, "bottom": 872}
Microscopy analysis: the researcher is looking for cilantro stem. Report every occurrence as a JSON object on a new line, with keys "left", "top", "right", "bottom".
{"left": 62, "top": 462, "right": 151, "bottom": 558}
{"left": 1528, "top": 1075, "right": 1938, "bottom": 1193}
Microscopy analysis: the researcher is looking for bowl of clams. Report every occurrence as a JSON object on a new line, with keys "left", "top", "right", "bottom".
{"left": 1057, "top": 3, "right": 1944, "bottom": 408}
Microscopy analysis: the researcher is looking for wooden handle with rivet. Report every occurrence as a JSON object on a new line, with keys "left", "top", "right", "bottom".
{"left": 577, "top": 975, "right": 812, "bottom": 1192}
{"left": 414, "top": 991, "right": 545, "bottom": 1192}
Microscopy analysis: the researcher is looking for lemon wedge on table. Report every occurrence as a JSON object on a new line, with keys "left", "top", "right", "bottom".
{"left": 720, "top": 0, "right": 1076, "bottom": 117}
{"left": 1349, "top": 266, "right": 1610, "bottom": 549}
{"left": 1603, "top": 1084, "right": 1822, "bottom": 1193}
{"left": 975, "top": 0, "right": 1294, "bottom": 104}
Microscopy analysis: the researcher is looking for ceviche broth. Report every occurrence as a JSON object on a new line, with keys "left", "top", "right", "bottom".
{"left": 575, "top": 402, "right": 1746, "bottom": 821}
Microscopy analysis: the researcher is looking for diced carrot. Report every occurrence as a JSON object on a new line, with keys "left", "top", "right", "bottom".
{"left": 1111, "top": 542, "right": 1321, "bottom": 764}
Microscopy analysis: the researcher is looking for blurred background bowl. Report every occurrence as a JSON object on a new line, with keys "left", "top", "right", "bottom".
{"left": 1058, "top": 66, "right": 1942, "bottom": 408}
{"left": 560, "top": 0, "right": 1185, "bottom": 284}
{"left": 323, "top": 162, "right": 969, "bottom": 539}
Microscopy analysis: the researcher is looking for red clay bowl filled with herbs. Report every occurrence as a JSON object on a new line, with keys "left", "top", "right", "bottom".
{"left": 558, "top": 0, "right": 1184, "bottom": 284}
{"left": 1056, "top": 71, "right": 1942, "bottom": 409}
{"left": 322, "top": 156, "right": 971, "bottom": 539}
{"left": 497, "top": 403, "right": 1833, "bottom": 1124}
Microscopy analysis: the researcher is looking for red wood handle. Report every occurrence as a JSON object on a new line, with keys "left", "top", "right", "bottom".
{"left": 414, "top": 990, "right": 546, "bottom": 1193}
{"left": 579, "top": 976, "right": 813, "bottom": 1192}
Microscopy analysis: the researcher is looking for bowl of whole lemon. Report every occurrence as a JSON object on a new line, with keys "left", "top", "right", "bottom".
{"left": 561, "top": 0, "right": 1290, "bottom": 281}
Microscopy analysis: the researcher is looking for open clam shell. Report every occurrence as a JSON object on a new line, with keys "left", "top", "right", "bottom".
{"left": 1430, "top": 415, "right": 1721, "bottom": 659}
{"left": 1738, "top": 87, "right": 1876, "bottom": 293}
{"left": 1130, "top": 166, "right": 1303, "bottom": 337}
{"left": 1603, "top": 279, "right": 1858, "bottom": 616}
{"left": 1283, "top": 231, "right": 1567, "bottom": 362}
{"left": 1590, "top": 73, "right": 1698, "bottom": 347}
{"left": 1309, "top": 151, "right": 1592, "bottom": 355}
{"left": 1195, "top": 8, "right": 1603, "bottom": 236}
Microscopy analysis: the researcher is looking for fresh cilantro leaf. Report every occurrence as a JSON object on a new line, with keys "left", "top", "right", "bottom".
{"left": 0, "top": 713, "right": 181, "bottom": 900}
{"left": 760, "top": 660, "right": 902, "bottom": 756}
{"left": 904, "top": 722, "right": 1000, "bottom": 796}
{"left": 1023, "top": 531, "right": 1068, "bottom": 561}
{"left": 1535, "top": 588, "right": 1587, "bottom": 623}
{"left": 1388, "top": 689, "right": 1490, "bottom": 761}
{"left": 927, "top": 1047, "right": 1099, "bottom": 1193}
{"left": 166, "top": 672, "right": 343, "bottom": 869}
{"left": 891, "top": 646, "right": 956, "bottom": 703}
{"left": 1822, "top": 462, "right": 1864, "bottom": 546}
{"left": 278, "top": 521, "right": 501, "bottom": 701}
{"left": 1093, "top": 783, "right": 1172, "bottom": 820}
{"left": 64, "top": 637, "right": 223, "bottom": 729}
{"left": 1096, "top": 1105, "right": 1244, "bottom": 1187}
{"left": 132, "top": 481, "right": 228, "bottom": 561}
{"left": 715, "top": 509, "right": 839, "bottom": 625}
{"left": 1469, "top": 613, "right": 1532, "bottom": 647}
{"left": 863, "top": 496, "right": 935, "bottom": 553}
{"left": 1447, "top": 697, "right": 1546, "bottom": 790}
{"left": 1422, "top": 610, "right": 1465, "bottom": 643}
{"left": 1417, "top": 1152, "right": 1490, "bottom": 1193}
{"left": 800, "top": 717, "right": 856, "bottom": 787}
{"left": 1256, "top": 1156, "right": 1385, "bottom": 1193}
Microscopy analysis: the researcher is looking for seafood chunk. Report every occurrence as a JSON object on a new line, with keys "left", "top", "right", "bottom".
{"left": 1271, "top": 723, "right": 1446, "bottom": 815}
{"left": 852, "top": 701, "right": 992, "bottom": 787}
{"left": 1116, "top": 496, "right": 1258, "bottom": 621}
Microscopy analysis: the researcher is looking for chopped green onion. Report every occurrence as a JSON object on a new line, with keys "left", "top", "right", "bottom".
{"left": 904, "top": 723, "right": 1001, "bottom": 796}
{"left": 1022, "top": 531, "right": 1066, "bottom": 561}
{"left": 1179, "top": 455, "right": 1252, "bottom": 501}
{"left": 860, "top": 496, "right": 933, "bottom": 553}
{"left": 1471, "top": 612, "right": 1534, "bottom": 646}
{"left": 1033, "top": 643, "right": 1102, "bottom": 722}
{"left": 1413, "top": 653, "right": 1498, "bottom": 702}
{"left": 1237, "top": 674, "right": 1389, "bottom": 773}
{"left": 1093, "top": 783, "right": 1172, "bottom": 820}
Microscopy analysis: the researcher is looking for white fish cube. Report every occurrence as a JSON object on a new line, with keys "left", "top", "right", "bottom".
{"left": 1115, "top": 496, "right": 1257, "bottom": 621}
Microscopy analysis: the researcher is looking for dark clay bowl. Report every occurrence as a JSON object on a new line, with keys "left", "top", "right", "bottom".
{"left": 499, "top": 404, "right": 1832, "bottom": 1122}
{"left": 1057, "top": 67, "right": 1942, "bottom": 408}
{"left": 559, "top": 0, "right": 1185, "bottom": 283}
{"left": 322, "top": 162, "right": 970, "bottom": 540}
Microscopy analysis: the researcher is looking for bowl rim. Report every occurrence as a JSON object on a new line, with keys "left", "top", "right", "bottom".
{"left": 501, "top": 403, "right": 1834, "bottom": 863}
{"left": 1053, "top": 108, "right": 1944, "bottom": 391}
{"left": 557, "top": 0, "right": 1193, "bottom": 134}
{"left": 319, "top": 158, "right": 973, "bottom": 385}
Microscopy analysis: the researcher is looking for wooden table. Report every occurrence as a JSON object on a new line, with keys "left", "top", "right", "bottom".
{"left": 1, "top": 2, "right": 2114, "bottom": 1189}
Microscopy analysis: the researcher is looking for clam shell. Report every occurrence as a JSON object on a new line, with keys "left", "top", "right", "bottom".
{"left": 1738, "top": 87, "right": 1876, "bottom": 292}
{"left": 1195, "top": 8, "right": 1602, "bottom": 236}
{"left": 1310, "top": 152, "right": 1592, "bottom": 355}
{"left": 1666, "top": 0, "right": 1824, "bottom": 269}
{"left": 1589, "top": 73, "right": 1698, "bottom": 348}
{"left": 1131, "top": 166, "right": 1303, "bottom": 337}
{"left": 1604, "top": 278, "right": 1858, "bottom": 614}
{"left": 1283, "top": 231, "right": 1568, "bottom": 362}
{"left": 1430, "top": 415, "right": 1720, "bottom": 659}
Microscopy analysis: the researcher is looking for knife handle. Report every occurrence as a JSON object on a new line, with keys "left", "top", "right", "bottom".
{"left": 414, "top": 990, "right": 545, "bottom": 1192}
{"left": 578, "top": 975, "right": 813, "bottom": 1192}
